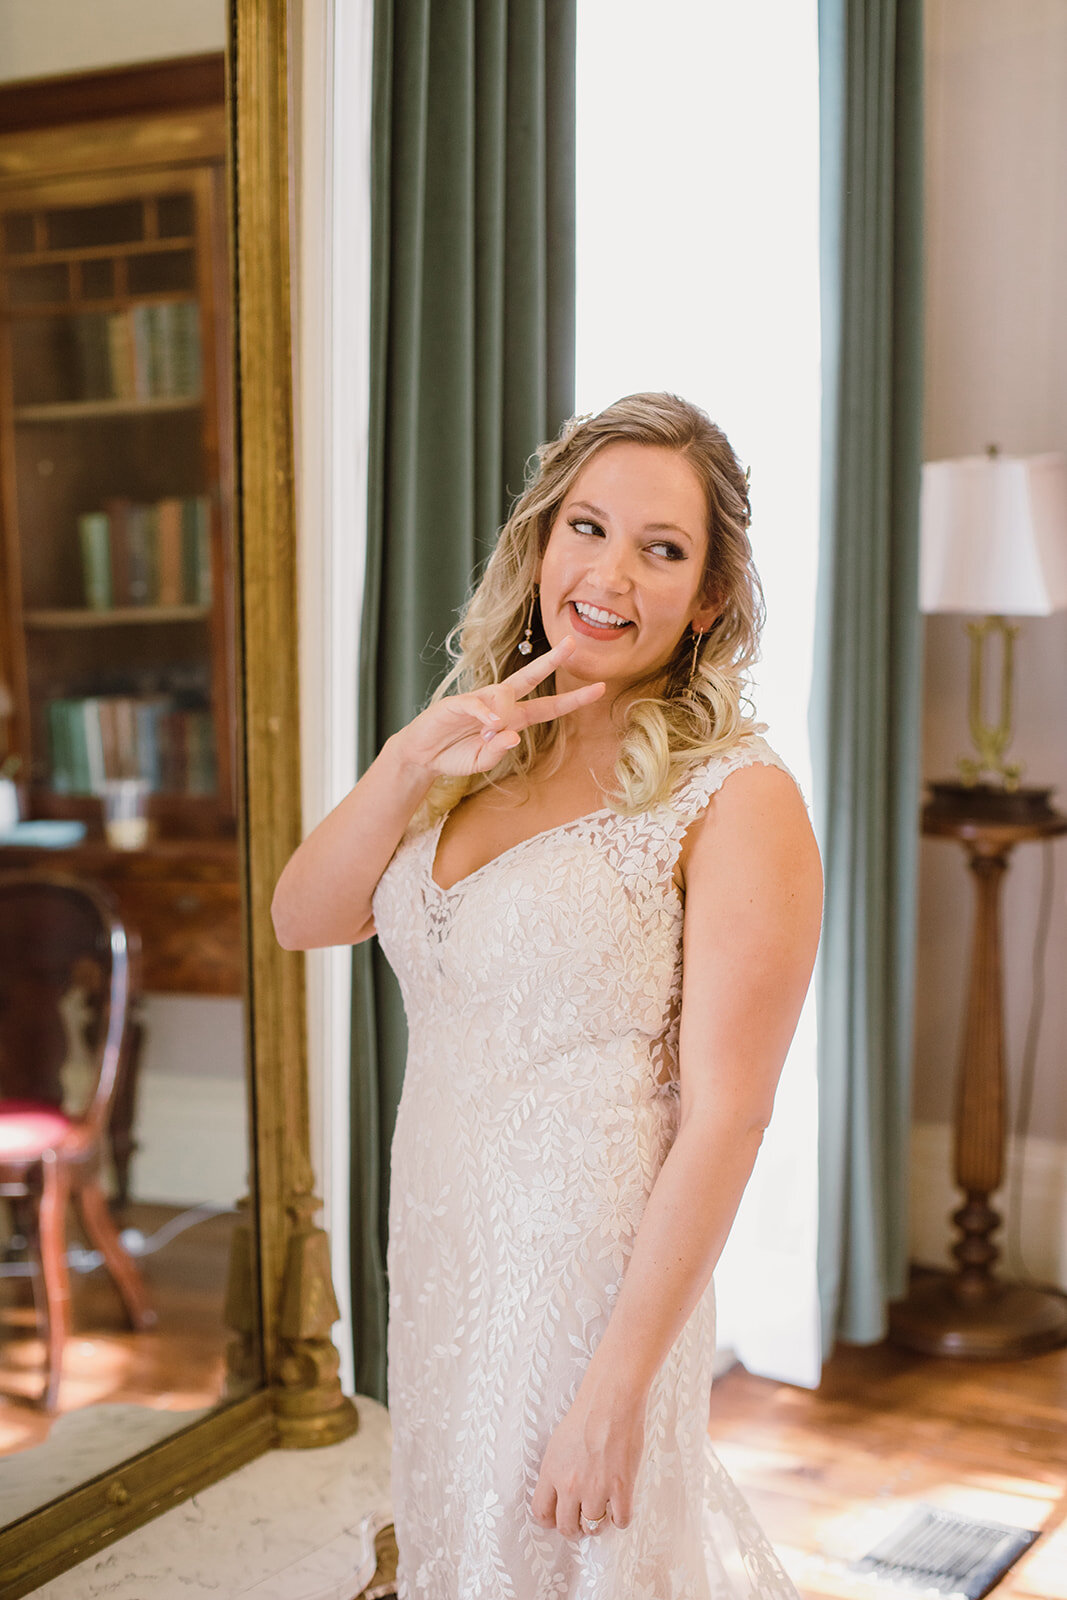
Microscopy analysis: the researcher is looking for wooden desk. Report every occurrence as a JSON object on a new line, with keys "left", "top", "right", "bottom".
{"left": 0, "top": 838, "right": 242, "bottom": 996}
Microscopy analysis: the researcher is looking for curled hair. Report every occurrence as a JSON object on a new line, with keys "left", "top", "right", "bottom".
{"left": 423, "top": 391, "right": 765, "bottom": 820}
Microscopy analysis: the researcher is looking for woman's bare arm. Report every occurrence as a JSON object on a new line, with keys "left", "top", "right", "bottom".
{"left": 270, "top": 638, "right": 605, "bottom": 950}
{"left": 531, "top": 760, "right": 823, "bottom": 1537}
{"left": 271, "top": 735, "right": 438, "bottom": 950}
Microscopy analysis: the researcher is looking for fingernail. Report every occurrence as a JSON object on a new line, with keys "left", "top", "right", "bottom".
{"left": 481, "top": 727, "right": 495, "bottom": 741}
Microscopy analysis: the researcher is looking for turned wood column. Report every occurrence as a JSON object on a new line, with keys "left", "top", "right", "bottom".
{"left": 890, "top": 788, "right": 1067, "bottom": 1358}
{"left": 952, "top": 839, "right": 1008, "bottom": 1296}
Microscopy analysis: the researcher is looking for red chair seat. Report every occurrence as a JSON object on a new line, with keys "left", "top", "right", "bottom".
{"left": 0, "top": 1099, "right": 74, "bottom": 1160}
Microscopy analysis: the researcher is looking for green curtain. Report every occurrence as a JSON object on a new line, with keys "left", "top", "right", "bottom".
{"left": 350, "top": 0, "right": 576, "bottom": 1401}
{"left": 810, "top": 0, "right": 924, "bottom": 1351}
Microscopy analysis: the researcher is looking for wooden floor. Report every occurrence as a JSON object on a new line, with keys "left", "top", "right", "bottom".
{"left": 0, "top": 1201, "right": 237, "bottom": 1455}
{"left": 6, "top": 1219, "right": 1067, "bottom": 1598}
{"left": 709, "top": 1338, "right": 1067, "bottom": 1599}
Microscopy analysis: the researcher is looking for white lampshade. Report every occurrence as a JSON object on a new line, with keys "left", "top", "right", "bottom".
{"left": 920, "top": 452, "right": 1067, "bottom": 615}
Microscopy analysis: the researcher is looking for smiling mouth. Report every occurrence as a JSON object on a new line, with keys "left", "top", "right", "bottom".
{"left": 570, "top": 600, "right": 633, "bottom": 631}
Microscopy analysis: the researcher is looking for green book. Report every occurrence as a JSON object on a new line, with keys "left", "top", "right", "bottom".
{"left": 181, "top": 497, "right": 212, "bottom": 604}
{"left": 145, "top": 303, "right": 166, "bottom": 398}
{"left": 187, "top": 710, "right": 217, "bottom": 795}
{"left": 173, "top": 301, "right": 203, "bottom": 397}
{"left": 131, "top": 304, "right": 152, "bottom": 400}
{"left": 82, "top": 699, "right": 106, "bottom": 792}
{"left": 125, "top": 505, "right": 156, "bottom": 605}
{"left": 61, "top": 700, "right": 90, "bottom": 794}
{"left": 78, "top": 512, "right": 113, "bottom": 609}
{"left": 161, "top": 302, "right": 179, "bottom": 397}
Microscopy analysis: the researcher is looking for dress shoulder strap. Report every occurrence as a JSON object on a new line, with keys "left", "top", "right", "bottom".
{"left": 600, "top": 731, "right": 806, "bottom": 908}
{"left": 666, "top": 730, "right": 806, "bottom": 830}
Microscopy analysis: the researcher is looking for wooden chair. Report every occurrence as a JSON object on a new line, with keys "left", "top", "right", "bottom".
{"left": 0, "top": 872, "right": 154, "bottom": 1410}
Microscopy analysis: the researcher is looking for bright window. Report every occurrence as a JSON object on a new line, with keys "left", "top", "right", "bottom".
{"left": 575, "top": 0, "right": 824, "bottom": 1383}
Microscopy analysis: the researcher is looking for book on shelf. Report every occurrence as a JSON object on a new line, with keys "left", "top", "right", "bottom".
{"left": 80, "top": 495, "right": 212, "bottom": 610}
{"left": 125, "top": 504, "right": 157, "bottom": 605}
{"left": 47, "top": 694, "right": 217, "bottom": 797}
{"left": 77, "top": 513, "right": 112, "bottom": 610}
{"left": 156, "top": 498, "right": 184, "bottom": 605}
{"left": 69, "top": 299, "right": 202, "bottom": 402}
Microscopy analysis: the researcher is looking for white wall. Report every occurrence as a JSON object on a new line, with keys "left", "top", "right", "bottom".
{"left": 0, "top": 0, "right": 224, "bottom": 83}
{"left": 575, "top": 0, "right": 824, "bottom": 1386}
{"left": 912, "top": 0, "right": 1067, "bottom": 1275}
{"left": 289, "top": 0, "right": 374, "bottom": 1395}
{"left": 127, "top": 996, "right": 247, "bottom": 1206}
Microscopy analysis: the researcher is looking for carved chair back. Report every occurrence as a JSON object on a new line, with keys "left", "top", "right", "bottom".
{"left": 0, "top": 872, "right": 134, "bottom": 1144}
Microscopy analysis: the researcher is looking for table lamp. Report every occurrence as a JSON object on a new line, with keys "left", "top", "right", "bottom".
{"left": 889, "top": 447, "right": 1067, "bottom": 1359}
{"left": 920, "top": 448, "right": 1067, "bottom": 810}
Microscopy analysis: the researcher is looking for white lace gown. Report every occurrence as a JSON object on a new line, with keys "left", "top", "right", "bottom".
{"left": 372, "top": 733, "right": 802, "bottom": 1600}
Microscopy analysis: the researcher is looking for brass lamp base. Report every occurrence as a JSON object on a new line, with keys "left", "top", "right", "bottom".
{"left": 890, "top": 1271, "right": 1067, "bottom": 1360}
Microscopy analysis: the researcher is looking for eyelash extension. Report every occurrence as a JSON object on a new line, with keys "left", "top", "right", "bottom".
{"left": 568, "top": 518, "right": 685, "bottom": 561}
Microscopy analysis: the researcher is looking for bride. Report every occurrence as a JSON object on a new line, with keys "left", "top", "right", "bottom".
{"left": 273, "top": 392, "right": 823, "bottom": 1598}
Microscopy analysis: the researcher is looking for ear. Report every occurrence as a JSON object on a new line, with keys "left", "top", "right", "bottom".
{"left": 690, "top": 590, "right": 720, "bottom": 635}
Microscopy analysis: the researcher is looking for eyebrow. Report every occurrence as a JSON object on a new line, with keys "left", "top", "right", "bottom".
{"left": 567, "top": 500, "right": 696, "bottom": 543}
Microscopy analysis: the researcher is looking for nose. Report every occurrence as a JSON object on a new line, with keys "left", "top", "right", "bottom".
{"left": 586, "top": 542, "right": 634, "bottom": 594}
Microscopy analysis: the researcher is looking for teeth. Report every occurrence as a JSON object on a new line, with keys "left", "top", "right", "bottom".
{"left": 574, "top": 601, "right": 630, "bottom": 627}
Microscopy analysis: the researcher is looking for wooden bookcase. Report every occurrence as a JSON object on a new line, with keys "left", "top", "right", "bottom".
{"left": 0, "top": 61, "right": 241, "bottom": 998}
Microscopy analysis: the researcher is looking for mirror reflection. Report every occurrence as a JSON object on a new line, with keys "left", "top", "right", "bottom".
{"left": 0, "top": 14, "right": 255, "bottom": 1524}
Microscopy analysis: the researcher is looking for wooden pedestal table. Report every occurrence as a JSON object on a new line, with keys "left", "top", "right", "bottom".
{"left": 890, "top": 788, "right": 1067, "bottom": 1359}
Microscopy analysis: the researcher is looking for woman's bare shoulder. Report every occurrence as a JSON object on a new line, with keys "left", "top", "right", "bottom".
{"left": 678, "top": 751, "right": 820, "bottom": 897}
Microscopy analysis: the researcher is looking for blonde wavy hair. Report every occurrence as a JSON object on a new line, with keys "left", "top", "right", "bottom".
{"left": 423, "top": 391, "right": 765, "bottom": 821}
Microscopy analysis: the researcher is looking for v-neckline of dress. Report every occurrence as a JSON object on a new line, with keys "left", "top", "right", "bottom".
{"left": 427, "top": 804, "right": 616, "bottom": 897}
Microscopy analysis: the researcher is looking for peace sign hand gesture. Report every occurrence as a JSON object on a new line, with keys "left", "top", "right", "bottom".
{"left": 396, "top": 638, "right": 605, "bottom": 779}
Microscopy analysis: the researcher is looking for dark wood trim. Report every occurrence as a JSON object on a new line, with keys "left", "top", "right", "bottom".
{"left": 0, "top": 54, "right": 225, "bottom": 135}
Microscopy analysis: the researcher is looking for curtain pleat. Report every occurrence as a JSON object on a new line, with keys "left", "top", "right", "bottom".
{"left": 811, "top": 0, "right": 924, "bottom": 1351}
{"left": 351, "top": 0, "right": 576, "bottom": 1401}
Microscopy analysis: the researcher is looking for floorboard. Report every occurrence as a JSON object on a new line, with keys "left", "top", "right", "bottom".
{"left": 0, "top": 1200, "right": 235, "bottom": 1457}
{"left": 709, "top": 1340, "right": 1067, "bottom": 1599}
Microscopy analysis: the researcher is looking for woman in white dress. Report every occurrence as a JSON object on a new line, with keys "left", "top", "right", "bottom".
{"left": 273, "top": 393, "right": 823, "bottom": 1599}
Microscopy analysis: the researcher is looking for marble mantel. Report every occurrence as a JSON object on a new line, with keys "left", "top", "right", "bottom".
{"left": 27, "top": 1397, "right": 394, "bottom": 1600}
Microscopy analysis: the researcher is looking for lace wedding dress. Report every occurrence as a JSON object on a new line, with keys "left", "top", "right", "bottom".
{"left": 372, "top": 733, "right": 802, "bottom": 1600}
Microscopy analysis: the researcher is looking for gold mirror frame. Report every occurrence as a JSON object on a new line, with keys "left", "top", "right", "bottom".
{"left": 0, "top": 3, "right": 356, "bottom": 1593}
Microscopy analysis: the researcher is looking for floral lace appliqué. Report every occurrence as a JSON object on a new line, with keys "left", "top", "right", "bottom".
{"left": 372, "top": 734, "right": 802, "bottom": 1599}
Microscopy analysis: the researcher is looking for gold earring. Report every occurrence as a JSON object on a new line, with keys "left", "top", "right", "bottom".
{"left": 687, "top": 627, "right": 704, "bottom": 689}
{"left": 518, "top": 589, "right": 537, "bottom": 656}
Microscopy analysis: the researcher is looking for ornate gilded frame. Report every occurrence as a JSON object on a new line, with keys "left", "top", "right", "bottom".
{"left": 0, "top": 3, "right": 357, "bottom": 1593}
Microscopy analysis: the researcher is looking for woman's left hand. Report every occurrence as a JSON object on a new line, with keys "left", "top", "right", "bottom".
{"left": 530, "top": 1382, "right": 646, "bottom": 1538}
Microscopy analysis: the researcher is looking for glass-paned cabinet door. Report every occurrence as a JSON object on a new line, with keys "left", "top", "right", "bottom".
{"left": 0, "top": 97, "right": 256, "bottom": 1531}
{"left": 0, "top": 168, "right": 236, "bottom": 841}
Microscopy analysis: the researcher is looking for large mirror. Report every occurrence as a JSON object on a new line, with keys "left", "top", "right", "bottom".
{"left": 0, "top": 5, "right": 353, "bottom": 1593}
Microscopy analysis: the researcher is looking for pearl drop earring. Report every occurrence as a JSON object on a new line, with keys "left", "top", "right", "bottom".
{"left": 518, "top": 590, "right": 537, "bottom": 656}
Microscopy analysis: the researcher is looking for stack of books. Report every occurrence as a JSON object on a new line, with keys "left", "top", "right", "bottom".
{"left": 71, "top": 300, "right": 202, "bottom": 401}
{"left": 77, "top": 497, "right": 212, "bottom": 609}
{"left": 47, "top": 695, "right": 217, "bottom": 796}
